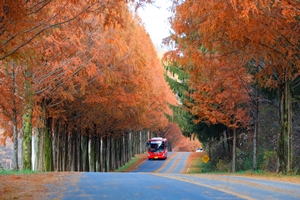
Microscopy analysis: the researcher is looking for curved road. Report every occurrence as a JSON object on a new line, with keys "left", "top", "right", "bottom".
{"left": 48, "top": 152, "right": 300, "bottom": 200}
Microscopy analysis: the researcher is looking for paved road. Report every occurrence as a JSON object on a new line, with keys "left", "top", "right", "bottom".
{"left": 55, "top": 172, "right": 242, "bottom": 200}
{"left": 156, "top": 173, "right": 300, "bottom": 200}
{"left": 47, "top": 152, "right": 300, "bottom": 200}
{"left": 133, "top": 152, "right": 190, "bottom": 173}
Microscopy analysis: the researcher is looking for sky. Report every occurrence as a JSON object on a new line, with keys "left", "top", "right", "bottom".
{"left": 137, "top": 1, "right": 172, "bottom": 57}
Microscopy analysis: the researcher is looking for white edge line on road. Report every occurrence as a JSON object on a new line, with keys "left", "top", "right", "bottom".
{"left": 153, "top": 173, "right": 256, "bottom": 200}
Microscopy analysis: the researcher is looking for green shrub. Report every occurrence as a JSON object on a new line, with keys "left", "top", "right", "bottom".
{"left": 262, "top": 150, "right": 277, "bottom": 172}
{"left": 236, "top": 149, "right": 253, "bottom": 171}
{"left": 216, "top": 159, "right": 231, "bottom": 172}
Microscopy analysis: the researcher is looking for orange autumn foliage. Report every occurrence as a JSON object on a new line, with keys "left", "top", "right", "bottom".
{"left": 164, "top": 0, "right": 299, "bottom": 129}
{"left": 0, "top": 0, "right": 154, "bottom": 61}
{"left": 0, "top": 1, "right": 177, "bottom": 144}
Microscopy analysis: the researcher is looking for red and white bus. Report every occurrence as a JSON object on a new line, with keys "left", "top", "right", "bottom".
{"left": 146, "top": 137, "right": 168, "bottom": 160}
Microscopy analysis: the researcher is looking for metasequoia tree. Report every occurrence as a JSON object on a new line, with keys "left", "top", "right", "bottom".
{"left": 0, "top": 60, "right": 24, "bottom": 170}
{"left": 190, "top": 60, "right": 251, "bottom": 172}
{"left": 1, "top": 0, "right": 172, "bottom": 171}
{"left": 166, "top": 0, "right": 299, "bottom": 173}
{"left": 84, "top": 12, "right": 176, "bottom": 132}
{"left": 2, "top": 1, "right": 176, "bottom": 171}
{"left": 46, "top": 9, "right": 177, "bottom": 172}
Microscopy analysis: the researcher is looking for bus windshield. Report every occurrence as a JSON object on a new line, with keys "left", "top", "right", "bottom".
{"left": 148, "top": 141, "right": 165, "bottom": 152}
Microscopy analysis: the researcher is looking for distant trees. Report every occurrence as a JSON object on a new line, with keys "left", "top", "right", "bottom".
{"left": 0, "top": 0, "right": 177, "bottom": 171}
{"left": 164, "top": 0, "right": 299, "bottom": 173}
{"left": 164, "top": 122, "right": 202, "bottom": 152}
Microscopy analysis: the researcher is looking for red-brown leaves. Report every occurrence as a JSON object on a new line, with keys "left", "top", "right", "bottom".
{"left": 164, "top": 0, "right": 299, "bottom": 129}
{"left": 0, "top": 0, "right": 177, "bottom": 140}
{"left": 164, "top": 123, "right": 202, "bottom": 151}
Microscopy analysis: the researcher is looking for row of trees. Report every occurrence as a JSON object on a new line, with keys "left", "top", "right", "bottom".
{"left": 32, "top": 128, "right": 152, "bottom": 172}
{"left": 164, "top": 0, "right": 299, "bottom": 173}
{"left": 0, "top": 0, "right": 177, "bottom": 171}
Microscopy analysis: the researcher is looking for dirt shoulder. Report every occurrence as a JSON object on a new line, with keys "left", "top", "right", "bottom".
{"left": 0, "top": 172, "right": 81, "bottom": 199}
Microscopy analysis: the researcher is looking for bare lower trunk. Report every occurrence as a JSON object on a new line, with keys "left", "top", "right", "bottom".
{"left": 232, "top": 129, "right": 236, "bottom": 173}
{"left": 100, "top": 137, "right": 104, "bottom": 172}
{"left": 11, "top": 60, "right": 19, "bottom": 170}
{"left": 13, "top": 123, "right": 18, "bottom": 170}
{"left": 253, "top": 89, "right": 259, "bottom": 170}
{"left": 89, "top": 135, "right": 96, "bottom": 172}
{"left": 106, "top": 136, "right": 110, "bottom": 172}
{"left": 22, "top": 110, "right": 32, "bottom": 170}
{"left": 277, "top": 79, "right": 292, "bottom": 173}
{"left": 82, "top": 134, "right": 89, "bottom": 172}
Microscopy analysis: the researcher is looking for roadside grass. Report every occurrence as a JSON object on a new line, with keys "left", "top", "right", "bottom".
{"left": 187, "top": 154, "right": 300, "bottom": 183}
{"left": 188, "top": 156, "right": 204, "bottom": 174}
{"left": 115, "top": 153, "right": 146, "bottom": 172}
{"left": 235, "top": 170, "right": 300, "bottom": 179}
{"left": 0, "top": 169, "right": 35, "bottom": 175}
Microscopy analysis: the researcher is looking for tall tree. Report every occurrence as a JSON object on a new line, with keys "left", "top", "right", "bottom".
{"left": 0, "top": 60, "right": 23, "bottom": 170}
{"left": 166, "top": 0, "right": 299, "bottom": 173}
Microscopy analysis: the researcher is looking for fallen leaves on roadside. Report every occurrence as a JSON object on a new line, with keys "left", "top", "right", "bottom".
{"left": 0, "top": 172, "right": 80, "bottom": 200}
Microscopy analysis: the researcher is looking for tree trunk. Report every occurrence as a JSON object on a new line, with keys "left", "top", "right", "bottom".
{"left": 277, "top": 79, "right": 292, "bottom": 173}
{"left": 22, "top": 109, "right": 32, "bottom": 170}
{"left": 106, "top": 136, "right": 111, "bottom": 172}
{"left": 95, "top": 136, "right": 100, "bottom": 172}
{"left": 63, "top": 127, "right": 68, "bottom": 171}
{"left": 68, "top": 132, "right": 73, "bottom": 171}
{"left": 35, "top": 102, "right": 52, "bottom": 172}
{"left": 45, "top": 116, "right": 52, "bottom": 171}
{"left": 53, "top": 119, "right": 60, "bottom": 171}
{"left": 53, "top": 127, "right": 58, "bottom": 171}
{"left": 110, "top": 136, "right": 115, "bottom": 171}
{"left": 12, "top": 120, "right": 18, "bottom": 170}
{"left": 82, "top": 134, "right": 89, "bottom": 172}
{"left": 121, "top": 134, "right": 125, "bottom": 166}
{"left": 79, "top": 131, "right": 83, "bottom": 171}
{"left": 128, "top": 132, "right": 132, "bottom": 160}
{"left": 139, "top": 131, "right": 142, "bottom": 154}
{"left": 100, "top": 137, "right": 104, "bottom": 172}
{"left": 286, "top": 80, "right": 292, "bottom": 172}
{"left": 22, "top": 66, "right": 34, "bottom": 171}
{"left": 232, "top": 129, "right": 236, "bottom": 173}
{"left": 253, "top": 88, "right": 259, "bottom": 170}
{"left": 73, "top": 130, "right": 77, "bottom": 171}
{"left": 11, "top": 60, "right": 19, "bottom": 170}
{"left": 35, "top": 127, "right": 44, "bottom": 171}
{"left": 226, "top": 129, "right": 231, "bottom": 158}
{"left": 222, "top": 131, "right": 226, "bottom": 157}
{"left": 89, "top": 135, "right": 96, "bottom": 172}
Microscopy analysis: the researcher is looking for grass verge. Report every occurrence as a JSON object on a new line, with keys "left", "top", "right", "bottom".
{"left": 0, "top": 169, "right": 35, "bottom": 175}
{"left": 115, "top": 153, "right": 147, "bottom": 172}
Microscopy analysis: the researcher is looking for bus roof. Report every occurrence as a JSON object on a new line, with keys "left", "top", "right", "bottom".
{"left": 149, "top": 137, "right": 166, "bottom": 141}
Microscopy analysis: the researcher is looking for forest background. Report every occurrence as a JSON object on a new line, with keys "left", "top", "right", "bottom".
{"left": 0, "top": 0, "right": 300, "bottom": 175}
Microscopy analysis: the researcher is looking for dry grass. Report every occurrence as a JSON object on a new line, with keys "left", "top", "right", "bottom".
{"left": 0, "top": 172, "right": 80, "bottom": 199}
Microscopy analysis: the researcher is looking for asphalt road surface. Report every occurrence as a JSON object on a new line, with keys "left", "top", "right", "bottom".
{"left": 133, "top": 152, "right": 189, "bottom": 173}
{"left": 48, "top": 152, "right": 300, "bottom": 200}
